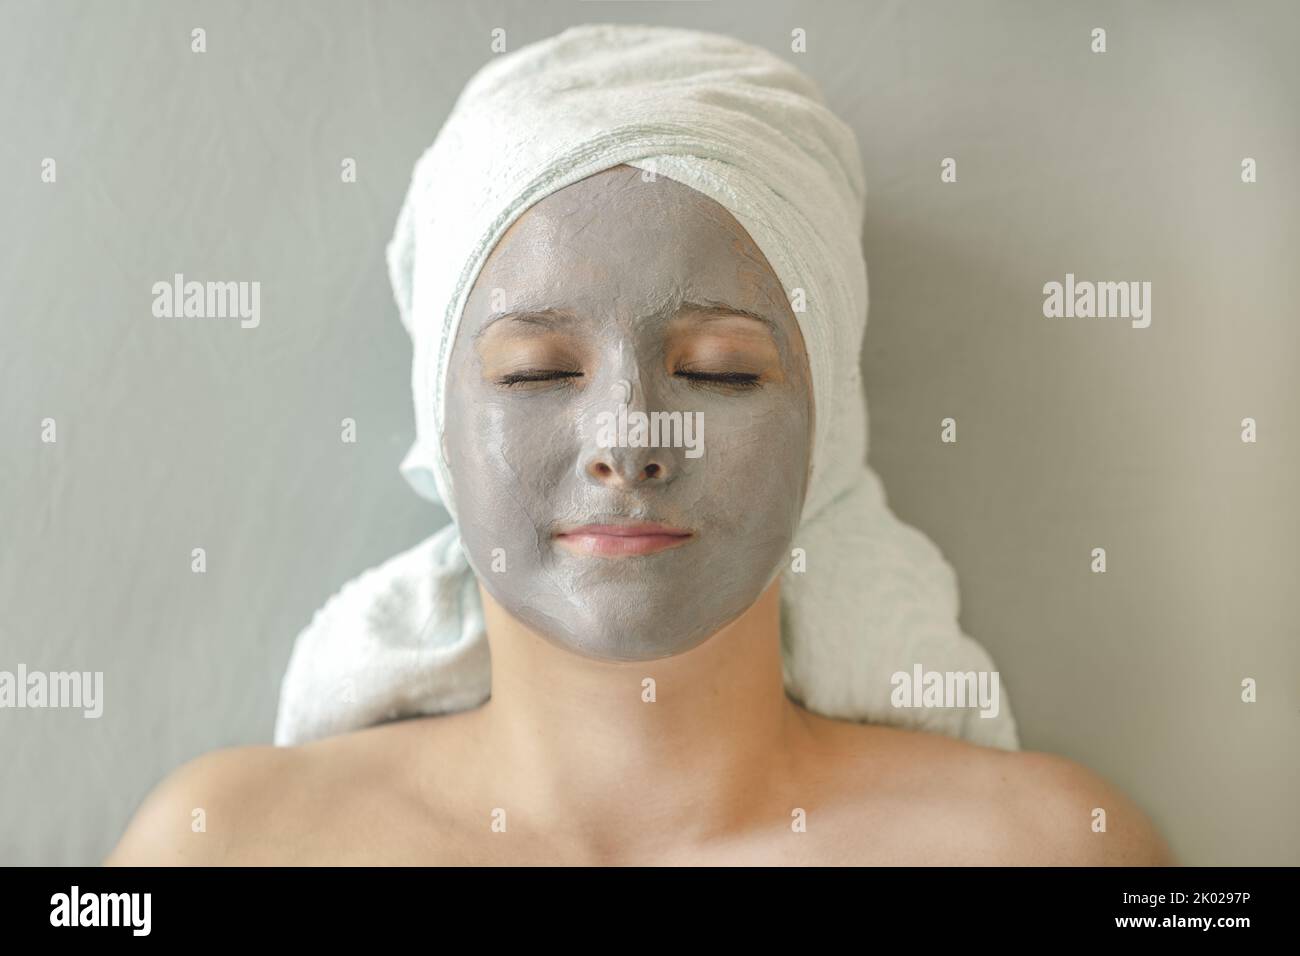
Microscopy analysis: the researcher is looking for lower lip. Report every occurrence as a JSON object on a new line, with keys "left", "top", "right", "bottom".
{"left": 554, "top": 531, "right": 694, "bottom": 557}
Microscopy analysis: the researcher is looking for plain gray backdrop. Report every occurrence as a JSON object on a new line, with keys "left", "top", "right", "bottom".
{"left": 1, "top": 0, "right": 1296, "bottom": 866}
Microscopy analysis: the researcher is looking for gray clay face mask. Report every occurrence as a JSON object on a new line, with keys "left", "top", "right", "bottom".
{"left": 441, "top": 164, "right": 814, "bottom": 661}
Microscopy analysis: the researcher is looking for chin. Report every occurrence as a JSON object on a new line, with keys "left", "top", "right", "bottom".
{"left": 505, "top": 586, "right": 762, "bottom": 663}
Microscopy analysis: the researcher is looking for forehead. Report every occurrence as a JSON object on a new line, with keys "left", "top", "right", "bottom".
{"left": 461, "top": 165, "right": 795, "bottom": 332}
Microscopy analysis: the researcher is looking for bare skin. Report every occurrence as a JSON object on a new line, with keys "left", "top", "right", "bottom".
{"left": 105, "top": 577, "right": 1174, "bottom": 865}
{"left": 106, "top": 165, "right": 1175, "bottom": 866}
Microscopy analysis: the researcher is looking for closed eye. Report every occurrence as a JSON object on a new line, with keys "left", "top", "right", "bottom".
{"left": 495, "top": 369, "right": 762, "bottom": 390}
{"left": 676, "top": 370, "right": 763, "bottom": 390}
{"left": 496, "top": 369, "right": 583, "bottom": 388}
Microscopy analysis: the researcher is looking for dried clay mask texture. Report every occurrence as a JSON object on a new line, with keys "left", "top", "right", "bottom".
{"left": 441, "top": 165, "right": 814, "bottom": 661}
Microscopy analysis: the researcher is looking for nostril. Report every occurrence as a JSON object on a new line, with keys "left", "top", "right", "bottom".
{"left": 585, "top": 457, "right": 666, "bottom": 484}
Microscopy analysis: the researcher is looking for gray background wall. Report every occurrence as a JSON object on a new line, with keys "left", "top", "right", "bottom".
{"left": 1, "top": 0, "right": 1295, "bottom": 865}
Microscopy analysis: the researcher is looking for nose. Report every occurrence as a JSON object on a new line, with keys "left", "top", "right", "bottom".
{"left": 580, "top": 377, "right": 677, "bottom": 489}
{"left": 586, "top": 453, "right": 668, "bottom": 486}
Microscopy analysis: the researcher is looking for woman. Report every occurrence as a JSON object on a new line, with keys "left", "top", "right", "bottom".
{"left": 106, "top": 24, "right": 1173, "bottom": 866}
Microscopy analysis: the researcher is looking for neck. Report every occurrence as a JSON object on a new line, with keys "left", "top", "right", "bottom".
{"left": 468, "top": 578, "right": 811, "bottom": 857}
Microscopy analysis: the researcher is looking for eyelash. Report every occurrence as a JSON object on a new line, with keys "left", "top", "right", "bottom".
{"left": 496, "top": 370, "right": 582, "bottom": 387}
{"left": 495, "top": 370, "right": 762, "bottom": 390}
{"left": 678, "top": 370, "right": 762, "bottom": 390}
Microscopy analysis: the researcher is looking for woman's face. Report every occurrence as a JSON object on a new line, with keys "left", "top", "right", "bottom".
{"left": 442, "top": 164, "right": 813, "bottom": 661}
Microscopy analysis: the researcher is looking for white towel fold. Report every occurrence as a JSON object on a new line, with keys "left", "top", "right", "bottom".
{"left": 273, "top": 23, "right": 1019, "bottom": 751}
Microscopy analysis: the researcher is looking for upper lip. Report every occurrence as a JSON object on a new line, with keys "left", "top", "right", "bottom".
{"left": 554, "top": 520, "right": 693, "bottom": 537}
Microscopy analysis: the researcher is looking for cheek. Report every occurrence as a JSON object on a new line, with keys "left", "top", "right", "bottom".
{"left": 495, "top": 400, "right": 582, "bottom": 515}
{"left": 692, "top": 389, "right": 811, "bottom": 534}
{"left": 445, "top": 391, "right": 580, "bottom": 533}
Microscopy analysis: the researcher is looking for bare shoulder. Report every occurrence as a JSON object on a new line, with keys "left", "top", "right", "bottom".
{"left": 103, "top": 723, "right": 424, "bottom": 866}
{"left": 991, "top": 746, "right": 1177, "bottom": 865}
{"left": 910, "top": 729, "right": 1176, "bottom": 865}
{"left": 803, "top": 715, "right": 1176, "bottom": 865}
{"left": 104, "top": 744, "right": 305, "bottom": 865}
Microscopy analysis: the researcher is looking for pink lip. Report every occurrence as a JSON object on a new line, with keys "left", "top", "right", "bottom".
{"left": 554, "top": 522, "right": 694, "bottom": 557}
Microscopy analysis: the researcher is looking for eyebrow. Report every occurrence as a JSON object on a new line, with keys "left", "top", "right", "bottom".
{"left": 476, "top": 307, "right": 575, "bottom": 337}
{"left": 477, "top": 300, "right": 778, "bottom": 337}
{"left": 675, "top": 301, "right": 778, "bottom": 332}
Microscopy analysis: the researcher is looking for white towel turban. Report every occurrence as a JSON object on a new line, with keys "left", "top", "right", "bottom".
{"left": 274, "top": 23, "right": 1020, "bottom": 751}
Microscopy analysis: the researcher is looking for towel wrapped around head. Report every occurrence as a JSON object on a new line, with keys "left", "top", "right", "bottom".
{"left": 273, "top": 23, "right": 1020, "bottom": 751}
